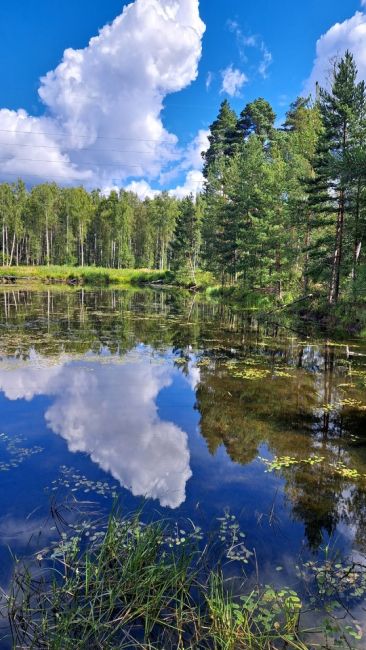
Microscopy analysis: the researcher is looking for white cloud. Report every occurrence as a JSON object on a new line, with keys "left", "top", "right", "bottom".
{"left": 0, "top": 352, "right": 192, "bottom": 509}
{"left": 182, "top": 128, "right": 210, "bottom": 170}
{"left": 0, "top": 0, "right": 205, "bottom": 193}
{"left": 206, "top": 71, "right": 213, "bottom": 91}
{"left": 227, "top": 21, "right": 272, "bottom": 79}
{"left": 124, "top": 179, "right": 160, "bottom": 199}
{"left": 258, "top": 43, "right": 273, "bottom": 79}
{"left": 125, "top": 129, "right": 209, "bottom": 199}
{"left": 361, "top": 0, "right": 366, "bottom": 7}
{"left": 305, "top": 11, "right": 366, "bottom": 95}
{"left": 169, "top": 169, "right": 205, "bottom": 198}
{"left": 220, "top": 65, "right": 248, "bottom": 97}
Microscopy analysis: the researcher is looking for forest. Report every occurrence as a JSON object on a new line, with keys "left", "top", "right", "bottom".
{"left": 0, "top": 51, "right": 365, "bottom": 310}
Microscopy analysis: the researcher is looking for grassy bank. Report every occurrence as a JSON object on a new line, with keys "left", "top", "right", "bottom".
{"left": 2, "top": 510, "right": 362, "bottom": 649}
{"left": 0, "top": 265, "right": 364, "bottom": 336}
{"left": 0, "top": 265, "right": 214, "bottom": 290}
{"left": 0, "top": 265, "right": 173, "bottom": 287}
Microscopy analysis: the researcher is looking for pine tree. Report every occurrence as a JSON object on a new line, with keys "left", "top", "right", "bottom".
{"left": 202, "top": 100, "right": 240, "bottom": 179}
{"left": 238, "top": 98, "right": 276, "bottom": 144}
{"left": 170, "top": 195, "right": 200, "bottom": 282}
{"left": 309, "top": 51, "right": 366, "bottom": 304}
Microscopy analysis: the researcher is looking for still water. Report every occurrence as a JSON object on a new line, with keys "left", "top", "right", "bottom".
{"left": 0, "top": 287, "right": 366, "bottom": 623}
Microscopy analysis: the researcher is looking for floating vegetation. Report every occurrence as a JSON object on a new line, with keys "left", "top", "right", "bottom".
{"left": 49, "top": 466, "right": 119, "bottom": 499}
{"left": 174, "top": 357, "right": 187, "bottom": 366}
{"left": 259, "top": 455, "right": 366, "bottom": 486}
{"left": 241, "top": 358, "right": 264, "bottom": 366}
{"left": 340, "top": 398, "right": 366, "bottom": 411}
{"left": 230, "top": 367, "right": 271, "bottom": 381}
{"left": 320, "top": 397, "right": 366, "bottom": 413}
{"left": 296, "top": 556, "right": 366, "bottom": 641}
{"left": 273, "top": 368, "right": 293, "bottom": 378}
{"left": 320, "top": 402, "right": 336, "bottom": 413}
{"left": 349, "top": 369, "right": 366, "bottom": 378}
{"left": 217, "top": 511, "right": 253, "bottom": 563}
{"left": 330, "top": 462, "right": 365, "bottom": 481}
{"left": 348, "top": 368, "right": 366, "bottom": 388}
{"left": 0, "top": 432, "right": 43, "bottom": 472}
{"left": 5, "top": 509, "right": 362, "bottom": 650}
{"left": 259, "top": 454, "right": 325, "bottom": 472}
{"left": 165, "top": 522, "right": 204, "bottom": 547}
{"left": 196, "top": 357, "right": 211, "bottom": 367}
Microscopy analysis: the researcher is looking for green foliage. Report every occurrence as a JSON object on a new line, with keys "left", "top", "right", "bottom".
{"left": 4, "top": 509, "right": 357, "bottom": 649}
{"left": 0, "top": 51, "right": 365, "bottom": 327}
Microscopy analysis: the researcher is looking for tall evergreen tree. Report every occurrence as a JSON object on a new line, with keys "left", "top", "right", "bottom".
{"left": 238, "top": 98, "right": 276, "bottom": 143}
{"left": 170, "top": 195, "right": 201, "bottom": 282}
{"left": 202, "top": 100, "right": 240, "bottom": 179}
{"left": 309, "top": 51, "right": 366, "bottom": 304}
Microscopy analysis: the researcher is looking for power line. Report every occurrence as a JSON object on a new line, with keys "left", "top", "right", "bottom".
{"left": 0, "top": 128, "right": 185, "bottom": 145}
{"left": 0, "top": 141, "right": 161, "bottom": 155}
{"left": 0, "top": 169, "right": 203, "bottom": 184}
{"left": 0, "top": 157, "right": 145, "bottom": 169}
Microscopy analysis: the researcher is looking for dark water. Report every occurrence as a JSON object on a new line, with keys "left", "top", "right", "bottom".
{"left": 0, "top": 287, "right": 366, "bottom": 633}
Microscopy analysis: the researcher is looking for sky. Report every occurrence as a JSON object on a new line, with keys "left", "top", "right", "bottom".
{"left": 0, "top": 0, "right": 365, "bottom": 197}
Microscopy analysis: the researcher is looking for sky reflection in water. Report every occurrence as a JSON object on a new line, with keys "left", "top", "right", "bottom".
{"left": 0, "top": 288, "right": 366, "bottom": 588}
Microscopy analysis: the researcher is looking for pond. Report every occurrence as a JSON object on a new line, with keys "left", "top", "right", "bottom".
{"left": 0, "top": 287, "right": 366, "bottom": 640}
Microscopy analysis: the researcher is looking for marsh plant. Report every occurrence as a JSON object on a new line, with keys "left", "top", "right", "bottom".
{"left": 1, "top": 508, "right": 364, "bottom": 650}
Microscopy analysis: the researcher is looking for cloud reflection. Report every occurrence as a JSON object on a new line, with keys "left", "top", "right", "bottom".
{"left": 0, "top": 351, "right": 192, "bottom": 508}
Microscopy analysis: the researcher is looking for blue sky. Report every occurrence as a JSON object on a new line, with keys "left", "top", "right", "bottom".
{"left": 0, "top": 0, "right": 365, "bottom": 196}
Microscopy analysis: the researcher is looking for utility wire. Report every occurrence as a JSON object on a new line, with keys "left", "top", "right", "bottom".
{"left": 0, "top": 141, "right": 162, "bottom": 154}
{"left": 0, "top": 128, "right": 186, "bottom": 145}
{"left": 0, "top": 169, "right": 203, "bottom": 184}
{"left": 0, "top": 157, "right": 145, "bottom": 169}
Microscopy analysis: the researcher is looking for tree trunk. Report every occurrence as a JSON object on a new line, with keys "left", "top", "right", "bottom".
{"left": 45, "top": 224, "right": 50, "bottom": 266}
{"left": 329, "top": 190, "right": 345, "bottom": 305}
{"left": 352, "top": 178, "right": 362, "bottom": 283}
{"left": 80, "top": 224, "right": 84, "bottom": 267}
{"left": 2, "top": 222, "right": 5, "bottom": 267}
{"left": 9, "top": 232, "right": 16, "bottom": 267}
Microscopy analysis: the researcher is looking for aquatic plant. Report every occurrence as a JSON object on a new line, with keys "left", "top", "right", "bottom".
{"left": 0, "top": 433, "right": 43, "bottom": 472}
{"left": 48, "top": 466, "right": 119, "bottom": 499}
{"left": 4, "top": 509, "right": 356, "bottom": 650}
{"left": 259, "top": 455, "right": 325, "bottom": 472}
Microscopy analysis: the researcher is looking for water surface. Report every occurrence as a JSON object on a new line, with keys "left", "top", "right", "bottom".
{"left": 0, "top": 287, "right": 366, "bottom": 624}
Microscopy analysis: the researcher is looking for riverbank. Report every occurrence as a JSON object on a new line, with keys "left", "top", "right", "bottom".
{"left": 0, "top": 265, "right": 364, "bottom": 336}
{"left": 0, "top": 265, "right": 172, "bottom": 286}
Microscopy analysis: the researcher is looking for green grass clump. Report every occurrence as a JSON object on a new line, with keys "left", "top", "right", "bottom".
{"left": 4, "top": 513, "right": 311, "bottom": 650}
{"left": 0, "top": 265, "right": 172, "bottom": 287}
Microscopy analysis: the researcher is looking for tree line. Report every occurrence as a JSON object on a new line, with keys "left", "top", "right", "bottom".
{"left": 0, "top": 51, "right": 365, "bottom": 305}
{"left": 201, "top": 50, "right": 366, "bottom": 305}
{"left": 0, "top": 180, "right": 199, "bottom": 271}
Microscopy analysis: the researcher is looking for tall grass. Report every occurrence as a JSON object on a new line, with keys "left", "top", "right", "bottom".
{"left": 3, "top": 512, "right": 316, "bottom": 649}
{"left": 0, "top": 265, "right": 173, "bottom": 287}
{"left": 0, "top": 265, "right": 216, "bottom": 291}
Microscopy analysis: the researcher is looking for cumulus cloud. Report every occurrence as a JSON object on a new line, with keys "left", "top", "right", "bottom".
{"left": 127, "top": 128, "right": 209, "bottom": 199}
{"left": 305, "top": 10, "right": 366, "bottom": 95}
{"left": 0, "top": 353, "right": 192, "bottom": 509}
{"left": 124, "top": 179, "right": 160, "bottom": 199}
{"left": 169, "top": 169, "right": 205, "bottom": 198}
{"left": 182, "top": 129, "right": 210, "bottom": 170}
{"left": 0, "top": 0, "right": 206, "bottom": 195}
{"left": 221, "top": 65, "right": 248, "bottom": 97}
